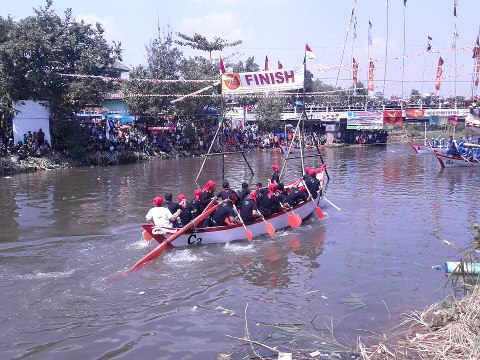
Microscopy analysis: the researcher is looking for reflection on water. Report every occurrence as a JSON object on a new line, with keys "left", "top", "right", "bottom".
{"left": 0, "top": 144, "right": 479, "bottom": 359}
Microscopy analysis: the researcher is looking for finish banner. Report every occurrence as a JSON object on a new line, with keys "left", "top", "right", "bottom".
{"left": 347, "top": 111, "right": 384, "bottom": 130}
{"left": 221, "top": 66, "right": 304, "bottom": 94}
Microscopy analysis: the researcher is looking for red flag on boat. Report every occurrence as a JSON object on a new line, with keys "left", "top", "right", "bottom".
{"left": 219, "top": 56, "right": 225, "bottom": 74}
{"left": 368, "top": 60, "right": 375, "bottom": 91}
{"left": 352, "top": 57, "right": 358, "bottom": 88}
{"left": 264, "top": 55, "right": 269, "bottom": 71}
{"left": 435, "top": 57, "right": 444, "bottom": 91}
{"left": 278, "top": 60, "right": 283, "bottom": 69}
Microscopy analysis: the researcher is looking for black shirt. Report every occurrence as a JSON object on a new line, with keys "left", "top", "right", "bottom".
{"left": 237, "top": 188, "right": 250, "bottom": 205}
{"left": 286, "top": 189, "right": 308, "bottom": 206}
{"left": 240, "top": 199, "right": 258, "bottom": 225}
{"left": 271, "top": 172, "right": 280, "bottom": 184}
{"left": 199, "top": 190, "right": 213, "bottom": 212}
{"left": 210, "top": 203, "right": 236, "bottom": 226}
{"left": 178, "top": 201, "right": 193, "bottom": 226}
{"left": 164, "top": 201, "right": 180, "bottom": 214}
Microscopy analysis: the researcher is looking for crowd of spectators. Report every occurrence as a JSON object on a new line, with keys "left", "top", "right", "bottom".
{"left": 0, "top": 124, "right": 52, "bottom": 159}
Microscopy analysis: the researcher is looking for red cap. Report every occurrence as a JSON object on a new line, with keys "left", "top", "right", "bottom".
{"left": 178, "top": 194, "right": 185, "bottom": 200}
{"left": 204, "top": 180, "right": 216, "bottom": 190}
{"left": 194, "top": 189, "right": 202, "bottom": 196}
{"left": 271, "top": 164, "right": 280, "bottom": 171}
{"left": 298, "top": 186, "right": 307, "bottom": 192}
{"left": 268, "top": 183, "right": 277, "bottom": 192}
{"left": 305, "top": 166, "right": 316, "bottom": 176}
{"left": 249, "top": 190, "right": 257, "bottom": 201}
{"left": 153, "top": 196, "right": 163, "bottom": 206}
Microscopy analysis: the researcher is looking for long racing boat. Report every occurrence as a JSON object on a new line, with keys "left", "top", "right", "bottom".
{"left": 142, "top": 165, "right": 327, "bottom": 247}
{"left": 434, "top": 151, "right": 480, "bottom": 168}
{"left": 409, "top": 142, "right": 447, "bottom": 154}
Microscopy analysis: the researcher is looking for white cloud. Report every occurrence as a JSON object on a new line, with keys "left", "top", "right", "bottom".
{"left": 76, "top": 14, "right": 120, "bottom": 43}
{"left": 178, "top": 12, "right": 253, "bottom": 44}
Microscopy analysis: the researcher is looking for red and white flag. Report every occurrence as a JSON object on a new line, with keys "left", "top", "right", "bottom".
{"left": 352, "top": 57, "right": 358, "bottom": 87}
{"left": 368, "top": 60, "right": 375, "bottom": 91}
{"left": 264, "top": 55, "right": 269, "bottom": 71}
{"left": 305, "top": 44, "right": 316, "bottom": 60}
{"left": 278, "top": 60, "right": 283, "bottom": 69}
{"left": 435, "top": 57, "right": 444, "bottom": 91}
{"left": 219, "top": 56, "right": 225, "bottom": 74}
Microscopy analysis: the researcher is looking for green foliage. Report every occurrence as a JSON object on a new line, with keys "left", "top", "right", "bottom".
{"left": 471, "top": 223, "right": 480, "bottom": 250}
{"left": 254, "top": 96, "right": 286, "bottom": 131}
{"left": 0, "top": 0, "right": 121, "bottom": 120}
{"left": 125, "top": 30, "right": 182, "bottom": 116}
{"left": 50, "top": 120, "right": 89, "bottom": 159}
{"left": 175, "top": 32, "right": 241, "bottom": 61}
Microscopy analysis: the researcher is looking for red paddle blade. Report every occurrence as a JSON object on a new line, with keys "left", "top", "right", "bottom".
{"left": 287, "top": 214, "right": 299, "bottom": 228}
{"left": 142, "top": 230, "right": 153, "bottom": 241}
{"left": 314, "top": 206, "right": 324, "bottom": 219}
{"left": 246, "top": 229, "right": 253, "bottom": 242}
{"left": 266, "top": 223, "right": 276, "bottom": 237}
{"left": 294, "top": 214, "right": 302, "bottom": 226}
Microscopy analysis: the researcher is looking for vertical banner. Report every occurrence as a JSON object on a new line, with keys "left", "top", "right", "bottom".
{"left": 476, "top": 52, "right": 480, "bottom": 86}
{"left": 435, "top": 57, "right": 444, "bottom": 91}
{"left": 352, "top": 58, "right": 358, "bottom": 88}
{"left": 368, "top": 60, "right": 375, "bottom": 91}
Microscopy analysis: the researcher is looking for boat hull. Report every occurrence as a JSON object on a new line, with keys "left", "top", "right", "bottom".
{"left": 434, "top": 152, "right": 480, "bottom": 168}
{"left": 142, "top": 197, "right": 319, "bottom": 247}
{"left": 409, "top": 142, "right": 446, "bottom": 154}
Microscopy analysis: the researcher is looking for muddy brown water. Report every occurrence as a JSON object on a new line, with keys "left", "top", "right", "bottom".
{"left": 0, "top": 144, "right": 478, "bottom": 359}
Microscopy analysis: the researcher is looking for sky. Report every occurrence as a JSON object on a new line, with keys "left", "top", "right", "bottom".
{"left": 2, "top": 0, "right": 480, "bottom": 99}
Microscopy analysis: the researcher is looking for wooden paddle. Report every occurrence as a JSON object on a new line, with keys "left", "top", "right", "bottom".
{"left": 232, "top": 206, "right": 253, "bottom": 242}
{"left": 256, "top": 210, "right": 275, "bottom": 237}
{"left": 142, "top": 230, "right": 153, "bottom": 241}
{"left": 279, "top": 203, "right": 301, "bottom": 228}
{"left": 261, "top": 217, "right": 276, "bottom": 237}
{"left": 302, "top": 180, "right": 324, "bottom": 219}
{"left": 127, "top": 199, "right": 220, "bottom": 271}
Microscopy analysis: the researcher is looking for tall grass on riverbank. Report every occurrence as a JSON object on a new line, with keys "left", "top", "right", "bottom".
{"left": 358, "top": 224, "right": 480, "bottom": 360}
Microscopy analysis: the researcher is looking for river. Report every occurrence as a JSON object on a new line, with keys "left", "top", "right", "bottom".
{"left": 0, "top": 144, "right": 478, "bottom": 359}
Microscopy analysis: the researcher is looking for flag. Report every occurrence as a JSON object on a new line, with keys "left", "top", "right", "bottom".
{"left": 352, "top": 16, "right": 358, "bottom": 39}
{"left": 449, "top": 26, "right": 459, "bottom": 49}
{"left": 264, "top": 55, "right": 269, "bottom": 71}
{"left": 347, "top": 5, "right": 355, "bottom": 32}
{"left": 368, "top": 60, "right": 375, "bottom": 91}
{"left": 352, "top": 57, "right": 358, "bottom": 88}
{"left": 219, "top": 56, "right": 225, "bottom": 74}
{"left": 368, "top": 21, "right": 373, "bottom": 46}
{"left": 427, "top": 35, "right": 433, "bottom": 52}
{"left": 278, "top": 60, "right": 283, "bottom": 69}
{"left": 404, "top": 0, "right": 407, "bottom": 6}
{"left": 448, "top": 115, "right": 458, "bottom": 124}
{"left": 453, "top": 0, "right": 457, "bottom": 17}
{"left": 435, "top": 57, "right": 444, "bottom": 91}
{"left": 473, "top": 35, "right": 480, "bottom": 58}
{"left": 305, "top": 44, "right": 316, "bottom": 60}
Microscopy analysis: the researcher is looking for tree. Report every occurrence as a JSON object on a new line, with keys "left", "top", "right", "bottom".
{"left": 175, "top": 32, "right": 241, "bottom": 62}
{"left": 254, "top": 96, "right": 286, "bottom": 131}
{"left": 125, "top": 29, "right": 183, "bottom": 116}
{"left": 409, "top": 88, "right": 421, "bottom": 105}
{"left": 0, "top": 0, "right": 122, "bottom": 120}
